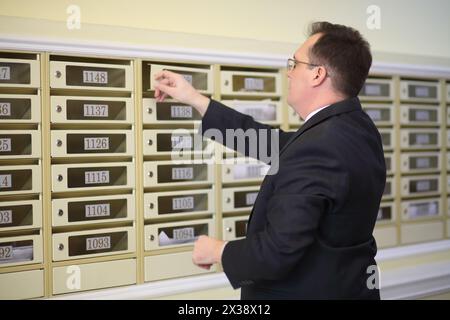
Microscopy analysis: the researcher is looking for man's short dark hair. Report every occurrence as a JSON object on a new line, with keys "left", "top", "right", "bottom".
{"left": 308, "top": 21, "right": 372, "bottom": 98}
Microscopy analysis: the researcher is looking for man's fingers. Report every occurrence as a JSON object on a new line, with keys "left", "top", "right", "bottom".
{"left": 155, "top": 77, "right": 172, "bottom": 88}
{"left": 200, "top": 264, "right": 212, "bottom": 270}
{"left": 154, "top": 70, "right": 178, "bottom": 81}
{"left": 157, "top": 92, "right": 168, "bottom": 102}
{"left": 154, "top": 82, "right": 175, "bottom": 97}
{"left": 197, "top": 264, "right": 212, "bottom": 270}
{"left": 154, "top": 87, "right": 161, "bottom": 98}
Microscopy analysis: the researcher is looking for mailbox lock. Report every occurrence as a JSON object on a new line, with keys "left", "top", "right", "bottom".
{"left": 148, "top": 171, "right": 153, "bottom": 177}
{"left": 149, "top": 203, "right": 154, "bottom": 209}
{"left": 224, "top": 80, "right": 229, "bottom": 86}
{"left": 226, "top": 197, "right": 231, "bottom": 203}
{"left": 58, "top": 244, "right": 64, "bottom": 251}
{"left": 147, "top": 108, "right": 153, "bottom": 114}
{"left": 149, "top": 235, "right": 155, "bottom": 241}
{"left": 56, "top": 139, "right": 63, "bottom": 147}
{"left": 226, "top": 168, "right": 231, "bottom": 174}
{"left": 57, "top": 174, "right": 64, "bottom": 182}
{"left": 226, "top": 227, "right": 232, "bottom": 232}
{"left": 58, "top": 209, "right": 64, "bottom": 216}
{"left": 147, "top": 139, "right": 153, "bottom": 146}
{"left": 56, "top": 105, "right": 62, "bottom": 113}
{"left": 55, "top": 71, "right": 62, "bottom": 78}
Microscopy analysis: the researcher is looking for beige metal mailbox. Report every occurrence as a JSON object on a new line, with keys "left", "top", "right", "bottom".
{"left": 222, "top": 186, "right": 259, "bottom": 213}
{"left": 143, "top": 160, "right": 214, "bottom": 188}
{"left": 144, "top": 252, "right": 214, "bottom": 282}
{"left": 0, "top": 270, "right": 44, "bottom": 299}
{"left": 50, "top": 61, "right": 133, "bottom": 91}
{"left": 51, "top": 130, "right": 134, "bottom": 157}
{"left": 362, "top": 104, "right": 395, "bottom": 126}
{"left": 144, "top": 219, "right": 214, "bottom": 251}
{"left": 142, "top": 98, "right": 203, "bottom": 125}
{"left": 223, "top": 216, "right": 249, "bottom": 241}
{"left": 401, "top": 175, "right": 440, "bottom": 197}
{"left": 385, "top": 153, "right": 395, "bottom": 175}
{"left": 447, "top": 152, "right": 450, "bottom": 169}
{"left": 53, "top": 258, "right": 136, "bottom": 295}
{"left": 144, "top": 189, "right": 214, "bottom": 219}
{"left": 51, "top": 96, "right": 134, "bottom": 124}
{"left": 401, "top": 197, "right": 442, "bottom": 221}
{"left": 288, "top": 108, "right": 304, "bottom": 126}
{"left": 447, "top": 107, "right": 450, "bottom": 126}
{"left": 52, "top": 194, "right": 135, "bottom": 227}
{"left": 222, "top": 157, "right": 270, "bottom": 183}
{"left": 51, "top": 162, "right": 135, "bottom": 192}
{"left": 400, "top": 152, "right": 441, "bottom": 173}
{"left": 221, "top": 70, "right": 281, "bottom": 96}
{"left": 373, "top": 226, "right": 398, "bottom": 248}
{"left": 148, "top": 64, "right": 213, "bottom": 94}
{"left": 448, "top": 197, "right": 450, "bottom": 216}
{"left": 378, "top": 129, "right": 395, "bottom": 150}
{"left": 401, "top": 221, "right": 444, "bottom": 244}
{"left": 0, "top": 58, "right": 40, "bottom": 88}
{"left": 376, "top": 201, "right": 395, "bottom": 223}
{"left": 399, "top": 105, "right": 440, "bottom": 126}
{"left": 143, "top": 129, "right": 212, "bottom": 156}
{"left": 0, "top": 199, "right": 42, "bottom": 232}
{"left": 382, "top": 177, "right": 395, "bottom": 200}
{"left": 400, "top": 80, "right": 440, "bottom": 102}
{"left": 400, "top": 129, "right": 441, "bottom": 149}
{"left": 359, "top": 79, "right": 393, "bottom": 100}
{"left": 447, "top": 220, "right": 450, "bottom": 238}
{"left": 0, "top": 165, "right": 41, "bottom": 195}
{"left": 0, "top": 94, "right": 40, "bottom": 123}
{"left": 221, "top": 100, "right": 282, "bottom": 125}
{"left": 52, "top": 226, "right": 135, "bottom": 261}
{"left": 0, "top": 234, "right": 42, "bottom": 267}
{"left": 0, "top": 130, "right": 41, "bottom": 159}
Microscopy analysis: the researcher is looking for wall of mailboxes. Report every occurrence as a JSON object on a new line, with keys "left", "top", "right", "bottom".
{"left": 0, "top": 50, "right": 449, "bottom": 299}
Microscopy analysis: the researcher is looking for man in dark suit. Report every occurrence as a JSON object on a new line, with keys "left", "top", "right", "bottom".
{"left": 154, "top": 21, "right": 386, "bottom": 299}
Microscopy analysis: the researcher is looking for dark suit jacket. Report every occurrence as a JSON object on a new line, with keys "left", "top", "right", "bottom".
{"left": 200, "top": 97, "right": 386, "bottom": 299}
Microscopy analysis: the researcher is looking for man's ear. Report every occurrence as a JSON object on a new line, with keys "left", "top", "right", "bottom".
{"left": 311, "top": 66, "right": 328, "bottom": 87}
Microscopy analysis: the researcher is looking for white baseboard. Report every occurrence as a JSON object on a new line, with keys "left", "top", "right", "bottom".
{"left": 50, "top": 240, "right": 450, "bottom": 300}
{"left": 380, "top": 260, "right": 450, "bottom": 300}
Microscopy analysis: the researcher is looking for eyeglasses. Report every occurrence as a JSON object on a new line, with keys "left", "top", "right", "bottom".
{"left": 287, "top": 58, "right": 321, "bottom": 72}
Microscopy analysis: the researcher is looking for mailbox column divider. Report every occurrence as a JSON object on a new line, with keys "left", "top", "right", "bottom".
{"left": 135, "top": 59, "right": 144, "bottom": 284}
{"left": 440, "top": 79, "right": 448, "bottom": 238}
{"left": 213, "top": 63, "right": 223, "bottom": 273}
{"left": 393, "top": 75, "right": 402, "bottom": 247}
{"left": 41, "top": 52, "right": 52, "bottom": 297}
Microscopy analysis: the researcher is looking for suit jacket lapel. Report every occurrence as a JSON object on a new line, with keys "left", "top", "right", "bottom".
{"left": 279, "top": 97, "right": 363, "bottom": 157}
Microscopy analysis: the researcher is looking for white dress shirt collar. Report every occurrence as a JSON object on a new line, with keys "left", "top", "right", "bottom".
{"left": 304, "top": 105, "right": 330, "bottom": 123}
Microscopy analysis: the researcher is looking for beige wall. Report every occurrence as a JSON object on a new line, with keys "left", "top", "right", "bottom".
{"left": 0, "top": 0, "right": 449, "bottom": 59}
